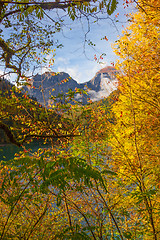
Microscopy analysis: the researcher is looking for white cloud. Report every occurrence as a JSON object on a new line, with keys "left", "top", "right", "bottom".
{"left": 88, "top": 79, "right": 118, "bottom": 101}
{"left": 54, "top": 59, "right": 111, "bottom": 83}
{"left": 56, "top": 57, "right": 70, "bottom": 65}
{"left": 0, "top": 68, "right": 13, "bottom": 82}
{"left": 57, "top": 65, "right": 81, "bottom": 82}
{"left": 0, "top": 69, "right": 4, "bottom": 77}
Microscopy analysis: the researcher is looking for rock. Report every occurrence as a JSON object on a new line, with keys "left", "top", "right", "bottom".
{"left": 23, "top": 66, "right": 118, "bottom": 105}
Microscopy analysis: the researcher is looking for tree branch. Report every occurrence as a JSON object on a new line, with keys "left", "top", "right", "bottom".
{"left": 0, "top": 0, "right": 91, "bottom": 10}
{"left": 0, "top": 121, "right": 22, "bottom": 147}
{"left": 0, "top": 8, "right": 28, "bottom": 23}
{"left": 0, "top": 121, "right": 80, "bottom": 147}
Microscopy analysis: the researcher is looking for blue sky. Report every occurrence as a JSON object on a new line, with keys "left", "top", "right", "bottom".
{"left": 49, "top": 0, "right": 135, "bottom": 83}
{"left": 0, "top": 0, "right": 135, "bottom": 84}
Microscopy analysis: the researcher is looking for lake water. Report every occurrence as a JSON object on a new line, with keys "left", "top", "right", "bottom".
{"left": 0, "top": 141, "right": 51, "bottom": 161}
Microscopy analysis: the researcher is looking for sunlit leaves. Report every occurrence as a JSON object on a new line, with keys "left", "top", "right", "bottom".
{"left": 110, "top": 2, "right": 160, "bottom": 239}
{"left": 0, "top": 77, "right": 120, "bottom": 239}
{"left": 1, "top": 1, "right": 160, "bottom": 238}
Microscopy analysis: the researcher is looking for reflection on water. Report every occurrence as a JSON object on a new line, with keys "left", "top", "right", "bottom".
{"left": 0, "top": 144, "right": 22, "bottom": 161}
{"left": 0, "top": 141, "right": 51, "bottom": 161}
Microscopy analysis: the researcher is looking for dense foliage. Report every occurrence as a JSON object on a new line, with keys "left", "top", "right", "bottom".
{"left": 0, "top": 0, "right": 160, "bottom": 239}
{"left": 109, "top": 1, "right": 160, "bottom": 238}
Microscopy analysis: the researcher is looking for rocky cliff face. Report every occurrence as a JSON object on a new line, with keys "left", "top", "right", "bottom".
{"left": 23, "top": 66, "right": 118, "bottom": 105}
{"left": 85, "top": 66, "right": 118, "bottom": 101}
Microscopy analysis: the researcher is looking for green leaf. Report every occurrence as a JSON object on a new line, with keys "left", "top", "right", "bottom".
{"left": 101, "top": 169, "right": 117, "bottom": 175}
{"left": 123, "top": 231, "right": 132, "bottom": 239}
{"left": 107, "top": 0, "right": 118, "bottom": 15}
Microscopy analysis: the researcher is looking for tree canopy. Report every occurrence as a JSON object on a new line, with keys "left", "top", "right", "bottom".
{"left": 0, "top": 0, "right": 160, "bottom": 239}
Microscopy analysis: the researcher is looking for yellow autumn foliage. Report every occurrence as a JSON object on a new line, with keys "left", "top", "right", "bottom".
{"left": 109, "top": 1, "right": 160, "bottom": 239}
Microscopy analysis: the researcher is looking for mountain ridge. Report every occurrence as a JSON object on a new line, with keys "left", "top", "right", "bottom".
{"left": 23, "top": 66, "right": 118, "bottom": 105}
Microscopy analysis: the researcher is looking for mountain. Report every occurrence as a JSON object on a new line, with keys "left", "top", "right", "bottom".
{"left": 23, "top": 66, "right": 118, "bottom": 105}
{"left": 85, "top": 66, "right": 118, "bottom": 102}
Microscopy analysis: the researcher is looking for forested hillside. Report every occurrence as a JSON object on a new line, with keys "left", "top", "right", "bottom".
{"left": 0, "top": 79, "right": 13, "bottom": 143}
